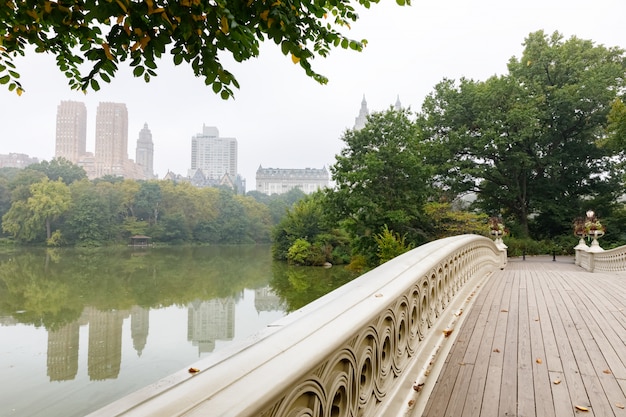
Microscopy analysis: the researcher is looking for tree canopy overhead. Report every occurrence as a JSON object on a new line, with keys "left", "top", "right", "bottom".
{"left": 0, "top": 0, "right": 405, "bottom": 97}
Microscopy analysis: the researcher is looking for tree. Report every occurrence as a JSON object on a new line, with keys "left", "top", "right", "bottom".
{"left": 27, "top": 157, "right": 87, "bottom": 185}
{"left": 2, "top": 177, "right": 71, "bottom": 243}
{"left": 420, "top": 31, "right": 626, "bottom": 238}
{"left": 327, "top": 108, "right": 432, "bottom": 263}
{"left": 134, "top": 180, "right": 162, "bottom": 225}
{"left": 0, "top": 0, "right": 402, "bottom": 97}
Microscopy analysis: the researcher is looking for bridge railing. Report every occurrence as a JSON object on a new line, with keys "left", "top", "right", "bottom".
{"left": 87, "top": 234, "right": 506, "bottom": 417}
{"left": 576, "top": 240, "right": 626, "bottom": 272}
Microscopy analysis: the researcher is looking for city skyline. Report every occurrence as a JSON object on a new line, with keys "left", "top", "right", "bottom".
{"left": 1, "top": 0, "right": 624, "bottom": 189}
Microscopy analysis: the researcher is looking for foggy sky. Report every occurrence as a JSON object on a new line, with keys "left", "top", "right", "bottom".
{"left": 1, "top": 0, "right": 624, "bottom": 189}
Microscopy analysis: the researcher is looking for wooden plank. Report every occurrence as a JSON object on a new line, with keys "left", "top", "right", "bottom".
{"left": 461, "top": 276, "right": 508, "bottom": 417}
{"left": 480, "top": 272, "right": 513, "bottom": 416}
{"left": 527, "top": 272, "right": 556, "bottom": 417}
{"left": 517, "top": 283, "right": 536, "bottom": 417}
{"left": 553, "top": 271, "right": 626, "bottom": 417}
{"left": 420, "top": 260, "right": 626, "bottom": 417}
{"left": 546, "top": 271, "right": 597, "bottom": 416}
{"left": 499, "top": 271, "right": 519, "bottom": 417}
{"left": 564, "top": 272, "right": 626, "bottom": 380}
{"left": 423, "top": 271, "right": 503, "bottom": 417}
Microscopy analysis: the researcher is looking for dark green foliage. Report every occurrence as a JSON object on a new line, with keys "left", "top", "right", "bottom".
{"left": 328, "top": 108, "right": 432, "bottom": 264}
{"left": 27, "top": 158, "right": 87, "bottom": 185}
{"left": 272, "top": 191, "right": 350, "bottom": 264}
{"left": 0, "top": 0, "right": 393, "bottom": 97}
{"left": 420, "top": 31, "right": 626, "bottom": 238}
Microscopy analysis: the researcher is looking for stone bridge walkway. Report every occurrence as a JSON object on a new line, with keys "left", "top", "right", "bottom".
{"left": 422, "top": 257, "right": 626, "bottom": 417}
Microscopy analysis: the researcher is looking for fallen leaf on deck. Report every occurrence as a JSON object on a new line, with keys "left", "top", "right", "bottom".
{"left": 408, "top": 399, "right": 415, "bottom": 407}
{"left": 493, "top": 348, "right": 500, "bottom": 353}
{"left": 375, "top": 293, "right": 383, "bottom": 298}
{"left": 536, "top": 358, "right": 543, "bottom": 364}
{"left": 615, "top": 403, "right": 624, "bottom": 409}
{"left": 602, "top": 369, "right": 612, "bottom": 374}
{"left": 413, "top": 383, "right": 424, "bottom": 392}
{"left": 443, "top": 328, "right": 453, "bottom": 337}
{"left": 501, "top": 309, "right": 508, "bottom": 312}
{"left": 188, "top": 367, "right": 200, "bottom": 374}
{"left": 553, "top": 379, "right": 561, "bottom": 385}
{"left": 574, "top": 405, "right": 589, "bottom": 412}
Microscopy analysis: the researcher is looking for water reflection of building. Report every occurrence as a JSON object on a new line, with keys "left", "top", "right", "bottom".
{"left": 254, "top": 286, "right": 284, "bottom": 313}
{"left": 187, "top": 298, "right": 235, "bottom": 355}
{"left": 47, "top": 322, "right": 80, "bottom": 381}
{"left": 130, "top": 306, "right": 149, "bottom": 356}
{"left": 85, "top": 307, "right": 129, "bottom": 381}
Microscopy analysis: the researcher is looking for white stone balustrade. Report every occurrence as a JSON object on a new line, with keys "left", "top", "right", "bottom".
{"left": 576, "top": 241, "right": 626, "bottom": 272}
{"left": 87, "top": 234, "right": 506, "bottom": 417}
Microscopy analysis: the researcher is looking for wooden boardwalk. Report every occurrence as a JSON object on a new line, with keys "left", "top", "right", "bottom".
{"left": 422, "top": 257, "right": 626, "bottom": 417}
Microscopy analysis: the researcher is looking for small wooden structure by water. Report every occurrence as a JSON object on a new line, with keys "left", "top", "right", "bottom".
{"left": 129, "top": 235, "right": 152, "bottom": 247}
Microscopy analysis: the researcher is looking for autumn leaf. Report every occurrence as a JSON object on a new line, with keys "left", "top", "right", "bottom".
{"left": 574, "top": 405, "right": 589, "bottom": 412}
{"left": 443, "top": 328, "right": 453, "bottom": 337}
{"left": 616, "top": 403, "right": 624, "bottom": 409}
{"left": 553, "top": 379, "right": 561, "bottom": 385}
{"left": 602, "top": 369, "right": 612, "bottom": 374}
{"left": 188, "top": 367, "right": 200, "bottom": 373}
{"left": 536, "top": 358, "right": 543, "bottom": 364}
{"left": 493, "top": 348, "right": 500, "bottom": 353}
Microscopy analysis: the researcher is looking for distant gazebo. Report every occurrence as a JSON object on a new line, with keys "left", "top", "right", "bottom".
{"left": 129, "top": 235, "right": 152, "bottom": 246}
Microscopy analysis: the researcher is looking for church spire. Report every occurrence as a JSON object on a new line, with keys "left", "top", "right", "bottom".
{"left": 354, "top": 95, "right": 369, "bottom": 130}
{"left": 395, "top": 95, "right": 402, "bottom": 111}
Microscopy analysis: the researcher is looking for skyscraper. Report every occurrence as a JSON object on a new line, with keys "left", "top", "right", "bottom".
{"left": 55, "top": 101, "right": 87, "bottom": 162}
{"left": 190, "top": 125, "right": 237, "bottom": 180}
{"left": 135, "top": 123, "right": 154, "bottom": 179}
{"left": 354, "top": 95, "right": 369, "bottom": 130}
{"left": 95, "top": 102, "right": 128, "bottom": 178}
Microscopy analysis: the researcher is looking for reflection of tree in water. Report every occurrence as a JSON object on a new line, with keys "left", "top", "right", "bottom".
{"left": 269, "top": 262, "right": 359, "bottom": 312}
{"left": 0, "top": 245, "right": 274, "bottom": 330}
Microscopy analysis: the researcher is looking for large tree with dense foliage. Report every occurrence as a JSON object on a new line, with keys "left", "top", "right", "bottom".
{"left": 327, "top": 108, "right": 432, "bottom": 263}
{"left": 0, "top": 0, "right": 403, "bottom": 97}
{"left": 2, "top": 177, "right": 71, "bottom": 243}
{"left": 420, "top": 30, "right": 626, "bottom": 238}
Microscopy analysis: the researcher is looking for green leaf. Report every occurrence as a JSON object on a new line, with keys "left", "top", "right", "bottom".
{"left": 133, "top": 66, "right": 145, "bottom": 77}
{"left": 0, "top": 75, "right": 9, "bottom": 85}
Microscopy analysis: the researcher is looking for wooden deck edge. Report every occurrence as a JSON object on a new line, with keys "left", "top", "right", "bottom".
{"left": 387, "top": 266, "right": 499, "bottom": 417}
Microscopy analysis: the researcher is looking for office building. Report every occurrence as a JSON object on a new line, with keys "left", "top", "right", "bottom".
{"left": 135, "top": 123, "right": 155, "bottom": 179}
{"left": 55, "top": 101, "right": 87, "bottom": 162}
{"left": 190, "top": 125, "right": 237, "bottom": 181}
{"left": 94, "top": 102, "right": 129, "bottom": 178}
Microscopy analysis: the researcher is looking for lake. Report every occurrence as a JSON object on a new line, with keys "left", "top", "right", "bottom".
{"left": 0, "top": 245, "right": 358, "bottom": 417}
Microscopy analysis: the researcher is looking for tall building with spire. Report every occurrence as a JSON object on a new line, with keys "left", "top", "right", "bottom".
{"left": 55, "top": 101, "right": 87, "bottom": 163}
{"left": 135, "top": 123, "right": 154, "bottom": 179}
{"left": 395, "top": 95, "right": 402, "bottom": 111}
{"left": 94, "top": 102, "right": 128, "bottom": 178}
{"left": 354, "top": 95, "right": 369, "bottom": 130}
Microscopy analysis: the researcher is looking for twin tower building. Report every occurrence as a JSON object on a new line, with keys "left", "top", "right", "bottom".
{"left": 55, "top": 101, "right": 154, "bottom": 180}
